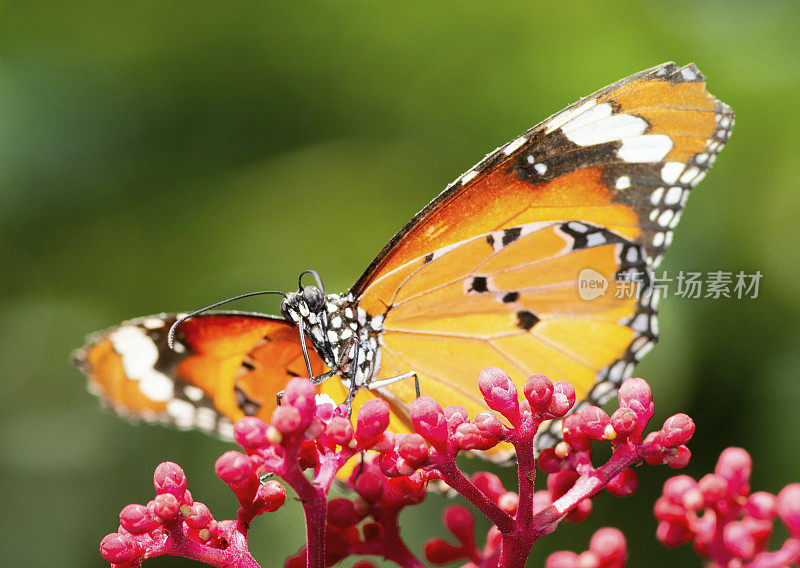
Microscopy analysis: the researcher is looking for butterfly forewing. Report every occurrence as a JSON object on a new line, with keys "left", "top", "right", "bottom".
{"left": 351, "top": 62, "right": 733, "bottom": 294}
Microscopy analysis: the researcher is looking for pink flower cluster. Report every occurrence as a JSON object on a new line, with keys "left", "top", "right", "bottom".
{"left": 655, "top": 447, "right": 800, "bottom": 567}
{"left": 99, "top": 369, "right": 697, "bottom": 568}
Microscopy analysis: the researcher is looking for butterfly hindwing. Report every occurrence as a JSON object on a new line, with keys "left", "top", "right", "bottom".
{"left": 73, "top": 312, "right": 329, "bottom": 437}
{"left": 350, "top": 221, "right": 652, "bottom": 457}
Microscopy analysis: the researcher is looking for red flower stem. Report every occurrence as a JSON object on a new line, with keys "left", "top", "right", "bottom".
{"left": 434, "top": 459, "right": 515, "bottom": 533}
{"left": 281, "top": 459, "right": 327, "bottom": 568}
{"left": 497, "top": 530, "right": 536, "bottom": 568}
{"left": 533, "top": 443, "right": 638, "bottom": 530}
{"left": 512, "top": 435, "right": 536, "bottom": 529}
{"left": 160, "top": 521, "right": 260, "bottom": 568}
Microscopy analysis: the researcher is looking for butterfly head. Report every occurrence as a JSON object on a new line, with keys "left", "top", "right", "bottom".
{"left": 280, "top": 285, "right": 336, "bottom": 364}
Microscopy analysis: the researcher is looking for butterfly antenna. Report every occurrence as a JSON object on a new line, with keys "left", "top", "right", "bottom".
{"left": 167, "top": 290, "right": 286, "bottom": 350}
{"left": 298, "top": 269, "right": 325, "bottom": 294}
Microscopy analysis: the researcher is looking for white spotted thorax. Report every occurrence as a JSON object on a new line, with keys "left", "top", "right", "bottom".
{"left": 281, "top": 290, "right": 383, "bottom": 388}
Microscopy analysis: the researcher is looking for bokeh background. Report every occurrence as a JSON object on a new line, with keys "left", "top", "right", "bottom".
{"left": 2, "top": 3, "right": 799, "bottom": 567}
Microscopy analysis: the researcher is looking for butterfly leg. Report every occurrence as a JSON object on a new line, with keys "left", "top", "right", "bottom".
{"left": 366, "top": 371, "right": 420, "bottom": 398}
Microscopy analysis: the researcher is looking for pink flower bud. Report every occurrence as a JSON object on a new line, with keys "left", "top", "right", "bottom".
{"left": 653, "top": 496, "right": 686, "bottom": 522}
{"left": 589, "top": 527, "right": 627, "bottom": 566}
{"left": 254, "top": 480, "right": 286, "bottom": 513}
{"left": 777, "top": 483, "right": 800, "bottom": 538}
{"left": 282, "top": 378, "right": 317, "bottom": 425}
{"left": 662, "top": 475, "right": 700, "bottom": 507}
{"left": 356, "top": 399, "right": 391, "bottom": 442}
{"left": 378, "top": 453, "right": 400, "bottom": 477}
{"left": 185, "top": 502, "right": 213, "bottom": 529}
{"left": 618, "top": 378, "right": 653, "bottom": 430}
{"left": 524, "top": 374, "right": 553, "bottom": 412}
{"left": 327, "top": 416, "right": 354, "bottom": 447}
{"left": 397, "top": 433, "right": 429, "bottom": 467}
{"left": 215, "top": 451, "right": 253, "bottom": 485}
{"left": 443, "top": 505, "right": 475, "bottom": 545}
{"left": 472, "top": 472, "right": 506, "bottom": 501}
{"left": 698, "top": 474, "right": 728, "bottom": 505}
{"left": 566, "top": 498, "right": 592, "bottom": 522}
{"left": 271, "top": 405, "right": 302, "bottom": 436}
{"left": 424, "top": 538, "right": 464, "bottom": 564}
{"left": 607, "top": 469, "right": 638, "bottom": 497}
{"left": 119, "top": 504, "right": 159, "bottom": 534}
{"left": 153, "top": 461, "right": 187, "bottom": 499}
{"left": 548, "top": 470, "right": 579, "bottom": 500}
{"left": 745, "top": 491, "right": 778, "bottom": 520}
{"left": 537, "top": 448, "right": 563, "bottom": 473}
{"left": 473, "top": 412, "right": 504, "bottom": 439}
{"left": 444, "top": 405, "right": 469, "bottom": 434}
{"left": 548, "top": 381, "right": 576, "bottom": 417}
{"left": 562, "top": 414, "right": 590, "bottom": 452}
{"left": 234, "top": 416, "right": 270, "bottom": 450}
{"left": 659, "top": 414, "right": 695, "bottom": 447}
{"left": 724, "top": 521, "right": 756, "bottom": 559}
{"left": 410, "top": 397, "right": 449, "bottom": 450}
{"left": 327, "top": 498, "right": 364, "bottom": 528}
{"left": 715, "top": 447, "right": 751, "bottom": 496}
{"left": 370, "top": 431, "right": 395, "bottom": 453}
{"left": 478, "top": 367, "right": 520, "bottom": 421}
{"left": 386, "top": 474, "right": 426, "bottom": 506}
{"left": 498, "top": 492, "right": 519, "bottom": 515}
{"left": 578, "top": 406, "right": 611, "bottom": 440}
{"left": 452, "top": 422, "right": 483, "bottom": 451}
{"left": 665, "top": 445, "right": 691, "bottom": 469}
{"left": 153, "top": 493, "right": 181, "bottom": 521}
{"left": 610, "top": 407, "right": 637, "bottom": 438}
{"left": 354, "top": 470, "right": 384, "bottom": 502}
{"left": 545, "top": 550, "right": 580, "bottom": 568}
{"left": 99, "top": 532, "right": 143, "bottom": 564}
{"left": 656, "top": 520, "right": 693, "bottom": 546}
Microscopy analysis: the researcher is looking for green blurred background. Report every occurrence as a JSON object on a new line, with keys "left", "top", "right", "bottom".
{"left": 2, "top": 2, "right": 799, "bottom": 567}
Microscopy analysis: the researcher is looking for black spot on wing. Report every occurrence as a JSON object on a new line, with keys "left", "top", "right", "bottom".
{"left": 469, "top": 276, "right": 489, "bottom": 293}
{"left": 502, "top": 291, "right": 520, "bottom": 303}
{"left": 502, "top": 227, "right": 522, "bottom": 246}
{"left": 516, "top": 310, "right": 539, "bottom": 331}
{"left": 423, "top": 252, "right": 434, "bottom": 264}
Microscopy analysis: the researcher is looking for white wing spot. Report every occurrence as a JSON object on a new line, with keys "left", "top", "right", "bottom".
{"left": 618, "top": 135, "right": 673, "bottom": 163}
{"left": 564, "top": 110, "right": 648, "bottom": 147}
{"left": 184, "top": 385, "right": 204, "bottom": 402}
{"left": 650, "top": 187, "right": 664, "bottom": 206}
{"left": 661, "top": 162, "right": 685, "bottom": 185}
{"left": 544, "top": 98, "right": 598, "bottom": 134}
{"left": 534, "top": 163, "right": 547, "bottom": 175}
{"left": 664, "top": 186, "right": 683, "bottom": 206}
{"left": 615, "top": 175, "right": 631, "bottom": 190}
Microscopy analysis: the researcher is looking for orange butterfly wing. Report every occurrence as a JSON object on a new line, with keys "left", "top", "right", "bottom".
{"left": 344, "top": 62, "right": 732, "bottom": 451}
{"left": 352, "top": 62, "right": 732, "bottom": 294}
{"left": 74, "top": 312, "right": 329, "bottom": 436}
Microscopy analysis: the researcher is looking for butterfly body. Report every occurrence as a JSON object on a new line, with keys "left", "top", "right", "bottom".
{"left": 75, "top": 63, "right": 733, "bottom": 455}
{"left": 281, "top": 290, "right": 384, "bottom": 390}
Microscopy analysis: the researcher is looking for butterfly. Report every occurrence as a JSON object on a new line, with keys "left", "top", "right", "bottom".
{"left": 74, "top": 62, "right": 733, "bottom": 457}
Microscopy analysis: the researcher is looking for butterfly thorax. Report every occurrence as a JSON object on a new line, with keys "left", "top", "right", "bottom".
{"left": 280, "top": 290, "right": 383, "bottom": 388}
